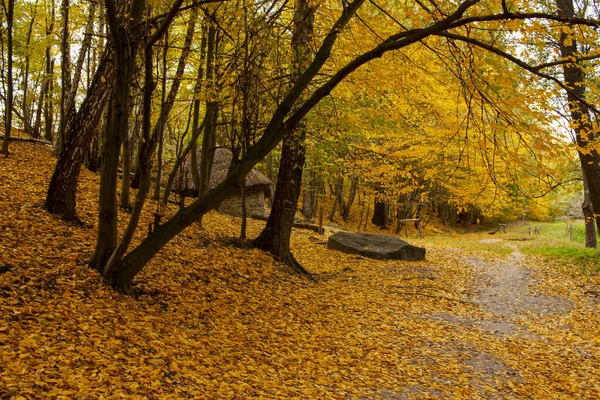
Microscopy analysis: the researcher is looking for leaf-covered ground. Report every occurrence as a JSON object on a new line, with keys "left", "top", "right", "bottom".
{"left": 1, "top": 142, "right": 600, "bottom": 399}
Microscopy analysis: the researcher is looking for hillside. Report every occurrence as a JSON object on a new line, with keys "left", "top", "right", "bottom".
{"left": 1, "top": 142, "right": 600, "bottom": 399}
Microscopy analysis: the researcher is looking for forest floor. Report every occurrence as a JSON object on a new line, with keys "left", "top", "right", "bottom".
{"left": 1, "top": 142, "right": 600, "bottom": 399}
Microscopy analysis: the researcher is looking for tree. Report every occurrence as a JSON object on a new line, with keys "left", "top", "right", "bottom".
{"left": 1, "top": 0, "right": 14, "bottom": 157}
{"left": 556, "top": 0, "right": 599, "bottom": 248}
{"left": 89, "top": 0, "right": 147, "bottom": 270}
{"left": 33, "top": 0, "right": 600, "bottom": 292}
{"left": 44, "top": 48, "right": 112, "bottom": 220}
{"left": 253, "top": 0, "right": 315, "bottom": 275}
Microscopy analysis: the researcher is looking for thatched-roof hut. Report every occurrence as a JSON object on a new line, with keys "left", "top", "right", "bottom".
{"left": 174, "top": 147, "right": 272, "bottom": 218}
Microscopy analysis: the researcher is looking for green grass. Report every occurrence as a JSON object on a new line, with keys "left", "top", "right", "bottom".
{"left": 423, "top": 220, "right": 600, "bottom": 273}
{"left": 515, "top": 220, "right": 600, "bottom": 274}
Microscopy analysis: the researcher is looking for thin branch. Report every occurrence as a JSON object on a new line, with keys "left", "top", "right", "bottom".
{"left": 532, "top": 53, "right": 600, "bottom": 71}
{"left": 437, "top": 31, "right": 600, "bottom": 115}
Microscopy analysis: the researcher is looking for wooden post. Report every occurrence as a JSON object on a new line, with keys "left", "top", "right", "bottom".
{"left": 397, "top": 219, "right": 423, "bottom": 238}
{"left": 416, "top": 220, "right": 424, "bottom": 238}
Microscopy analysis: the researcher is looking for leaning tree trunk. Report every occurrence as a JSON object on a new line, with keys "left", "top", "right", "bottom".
{"left": 45, "top": 49, "right": 113, "bottom": 220}
{"left": 253, "top": 0, "right": 314, "bottom": 276}
{"left": 63, "top": 2, "right": 96, "bottom": 131}
{"left": 556, "top": 0, "right": 600, "bottom": 240}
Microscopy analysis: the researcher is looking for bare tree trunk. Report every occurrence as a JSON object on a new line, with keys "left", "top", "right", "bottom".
{"left": 199, "top": 22, "right": 218, "bottom": 198}
{"left": 85, "top": 121, "right": 102, "bottom": 173}
{"left": 43, "top": 1, "right": 56, "bottom": 143}
{"left": 371, "top": 183, "right": 387, "bottom": 228}
{"left": 153, "top": 33, "right": 169, "bottom": 201}
{"left": 266, "top": 152, "right": 274, "bottom": 207}
{"left": 120, "top": 132, "right": 132, "bottom": 210}
{"left": 90, "top": 0, "right": 145, "bottom": 270}
{"left": 57, "top": 0, "right": 72, "bottom": 154}
{"left": 107, "top": 0, "right": 185, "bottom": 286}
{"left": 191, "top": 26, "right": 208, "bottom": 196}
{"left": 2, "top": 0, "right": 14, "bottom": 156}
{"left": 341, "top": 175, "right": 358, "bottom": 221}
{"left": 32, "top": 4, "right": 52, "bottom": 140}
{"left": 21, "top": 2, "right": 38, "bottom": 136}
{"left": 44, "top": 57, "right": 55, "bottom": 142}
{"left": 64, "top": 2, "right": 96, "bottom": 125}
{"left": 328, "top": 176, "right": 342, "bottom": 221}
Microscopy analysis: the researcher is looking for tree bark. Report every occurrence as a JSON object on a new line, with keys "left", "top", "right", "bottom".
{"left": 90, "top": 0, "right": 147, "bottom": 271}
{"left": 43, "top": 1, "right": 56, "bottom": 143}
{"left": 556, "top": 0, "right": 600, "bottom": 240}
{"left": 328, "top": 176, "right": 342, "bottom": 221}
{"left": 191, "top": 26, "right": 208, "bottom": 196}
{"left": 153, "top": 34, "right": 169, "bottom": 201}
{"left": 371, "top": 182, "right": 387, "bottom": 227}
{"left": 45, "top": 49, "right": 113, "bottom": 220}
{"left": 199, "top": 22, "right": 218, "bottom": 198}
{"left": 56, "top": 0, "right": 72, "bottom": 154}
{"left": 21, "top": 2, "right": 38, "bottom": 136}
{"left": 253, "top": 0, "right": 315, "bottom": 276}
{"left": 341, "top": 175, "right": 358, "bottom": 221}
{"left": 582, "top": 168, "right": 596, "bottom": 248}
{"left": 2, "top": 0, "right": 14, "bottom": 156}
{"left": 63, "top": 2, "right": 96, "bottom": 128}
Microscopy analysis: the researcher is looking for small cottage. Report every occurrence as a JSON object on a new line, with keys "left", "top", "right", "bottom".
{"left": 174, "top": 147, "right": 273, "bottom": 218}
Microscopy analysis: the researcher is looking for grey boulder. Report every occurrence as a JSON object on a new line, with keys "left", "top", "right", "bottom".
{"left": 328, "top": 232, "right": 426, "bottom": 261}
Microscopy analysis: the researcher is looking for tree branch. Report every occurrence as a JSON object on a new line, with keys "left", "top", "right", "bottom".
{"left": 436, "top": 31, "right": 600, "bottom": 115}
{"left": 147, "top": 0, "right": 185, "bottom": 47}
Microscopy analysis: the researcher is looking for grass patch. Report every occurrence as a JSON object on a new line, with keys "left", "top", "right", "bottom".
{"left": 521, "top": 244, "right": 600, "bottom": 274}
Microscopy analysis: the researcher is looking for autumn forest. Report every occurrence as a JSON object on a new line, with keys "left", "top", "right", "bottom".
{"left": 2, "top": 0, "right": 600, "bottom": 398}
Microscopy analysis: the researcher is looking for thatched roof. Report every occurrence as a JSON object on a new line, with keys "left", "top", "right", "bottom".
{"left": 176, "top": 147, "right": 273, "bottom": 197}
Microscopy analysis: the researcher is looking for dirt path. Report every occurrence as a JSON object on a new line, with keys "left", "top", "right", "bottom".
{"left": 423, "top": 243, "right": 574, "bottom": 398}
{"left": 467, "top": 245, "right": 572, "bottom": 334}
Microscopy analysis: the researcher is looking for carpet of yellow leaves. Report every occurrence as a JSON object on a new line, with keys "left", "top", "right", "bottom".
{"left": 1, "top": 142, "right": 599, "bottom": 398}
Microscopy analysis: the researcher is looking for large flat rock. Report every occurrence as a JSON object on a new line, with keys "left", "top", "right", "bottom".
{"left": 328, "top": 232, "right": 426, "bottom": 261}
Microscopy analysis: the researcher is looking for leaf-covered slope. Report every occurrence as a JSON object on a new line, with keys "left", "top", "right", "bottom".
{"left": 1, "top": 142, "right": 599, "bottom": 398}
